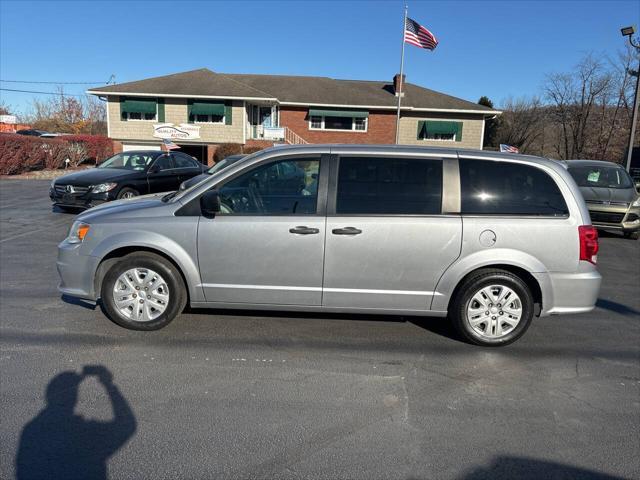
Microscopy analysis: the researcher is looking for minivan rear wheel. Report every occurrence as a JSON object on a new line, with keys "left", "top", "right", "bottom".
{"left": 101, "top": 252, "right": 187, "bottom": 330}
{"left": 450, "top": 269, "right": 534, "bottom": 347}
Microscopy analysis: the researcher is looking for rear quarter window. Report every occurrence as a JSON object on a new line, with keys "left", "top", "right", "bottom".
{"left": 459, "top": 159, "right": 569, "bottom": 216}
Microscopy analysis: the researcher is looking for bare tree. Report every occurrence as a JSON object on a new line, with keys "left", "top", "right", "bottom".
{"left": 495, "top": 96, "right": 545, "bottom": 153}
{"left": 544, "top": 54, "right": 613, "bottom": 159}
{"left": 26, "top": 87, "right": 107, "bottom": 135}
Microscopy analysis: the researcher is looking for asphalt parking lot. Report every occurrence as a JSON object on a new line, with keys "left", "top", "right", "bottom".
{"left": 0, "top": 179, "right": 638, "bottom": 480}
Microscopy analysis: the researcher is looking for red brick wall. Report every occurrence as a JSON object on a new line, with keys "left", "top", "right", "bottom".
{"left": 279, "top": 107, "right": 396, "bottom": 144}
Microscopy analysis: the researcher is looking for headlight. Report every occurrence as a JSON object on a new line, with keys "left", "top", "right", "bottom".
{"left": 91, "top": 182, "right": 118, "bottom": 193}
{"left": 632, "top": 197, "right": 640, "bottom": 207}
{"left": 50, "top": 179, "right": 56, "bottom": 189}
{"left": 67, "top": 221, "right": 90, "bottom": 244}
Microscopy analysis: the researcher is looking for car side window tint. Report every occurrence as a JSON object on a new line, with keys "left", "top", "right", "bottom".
{"left": 459, "top": 159, "right": 569, "bottom": 216}
{"left": 153, "top": 155, "right": 173, "bottom": 171}
{"left": 218, "top": 159, "right": 320, "bottom": 215}
{"left": 173, "top": 153, "right": 199, "bottom": 169}
{"left": 336, "top": 157, "right": 442, "bottom": 214}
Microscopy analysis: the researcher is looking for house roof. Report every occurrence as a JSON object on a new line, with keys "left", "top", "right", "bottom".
{"left": 89, "top": 68, "right": 498, "bottom": 114}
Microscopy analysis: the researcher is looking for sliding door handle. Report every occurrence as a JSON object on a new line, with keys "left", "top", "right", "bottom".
{"left": 332, "top": 227, "right": 362, "bottom": 235}
{"left": 289, "top": 226, "right": 320, "bottom": 235}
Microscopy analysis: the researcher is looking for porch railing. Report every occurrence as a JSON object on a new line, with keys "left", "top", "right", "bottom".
{"left": 248, "top": 125, "right": 308, "bottom": 144}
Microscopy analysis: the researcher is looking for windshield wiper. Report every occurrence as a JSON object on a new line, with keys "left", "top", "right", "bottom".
{"left": 162, "top": 191, "right": 178, "bottom": 202}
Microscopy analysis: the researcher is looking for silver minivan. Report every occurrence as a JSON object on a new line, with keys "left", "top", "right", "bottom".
{"left": 57, "top": 145, "right": 602, "bottom": 346}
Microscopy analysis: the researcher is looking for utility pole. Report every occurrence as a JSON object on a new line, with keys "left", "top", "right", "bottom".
{"left": 621, "top": 26, "right": 640, "bottom": 173}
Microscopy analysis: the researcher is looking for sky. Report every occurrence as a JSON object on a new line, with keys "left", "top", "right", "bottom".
{"left": 0, "top": 0, "right": 638, "bottom": 116}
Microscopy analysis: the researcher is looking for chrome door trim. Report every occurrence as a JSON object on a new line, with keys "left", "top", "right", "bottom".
{"left": 200, "top": 283, "right": 322, "bottom": 292}
{"left": 324, "top": 287, "right": 442, "bottom": 296}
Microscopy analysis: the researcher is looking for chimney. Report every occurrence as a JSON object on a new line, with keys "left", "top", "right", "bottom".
{"left": 393, "top": 74, "right": 406, "bottom": 96}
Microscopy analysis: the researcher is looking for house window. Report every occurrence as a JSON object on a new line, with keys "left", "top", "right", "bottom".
{"left": 123, "top": 111, "right": 156, "bottom": 121}
{"left": 427, "top": 132, "right": 455, "bottom": 141}
{"left": 192, "top": 113, "right": 225, "bottom": 124}
{"left": 309, "top": 113, "right": 368, "bottom": 132}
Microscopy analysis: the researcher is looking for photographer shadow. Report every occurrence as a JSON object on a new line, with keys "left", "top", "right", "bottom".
{"left": 16, "top": 365, "right": 136, "bottom": 480}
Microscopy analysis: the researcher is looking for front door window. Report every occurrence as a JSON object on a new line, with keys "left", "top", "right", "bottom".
{"left": 259, "top": 107, "right": 272, "bottom": 127}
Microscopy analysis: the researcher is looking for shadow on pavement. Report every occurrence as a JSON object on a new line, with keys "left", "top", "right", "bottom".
{"left": 15, "top": 365, "right": 136, "bottom": 480}
{"left": 61, "top": 294, "right": 98, "bottom": 311}
{"left": 596, "top": 298, "right": 640, "bottom": 317}
{"left": 456, "top": 455, "right": 626, "bottom": 480}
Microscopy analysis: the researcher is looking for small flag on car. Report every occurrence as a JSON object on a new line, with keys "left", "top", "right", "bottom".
{"left": 500, "top": 144, "right": 520, "bottom": 153}
{"left": 161, "top": 138, "right": 180, "bottom": 151}
{"left": 404, "top": 17, "right": 438, "bottom": 51}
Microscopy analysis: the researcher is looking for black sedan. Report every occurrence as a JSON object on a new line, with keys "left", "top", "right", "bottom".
{"left": 50, "top": 150, "right": 205, "bottom": 210}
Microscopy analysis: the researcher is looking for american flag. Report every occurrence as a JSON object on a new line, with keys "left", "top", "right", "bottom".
{"left": 161, "top": 138, "right": 180, "bottom": 151}
{"left": 404, "top": 17, "right": 438, "bottom": 51}
{"left": 500, "top": 144, "right": 520, "bottom": 153}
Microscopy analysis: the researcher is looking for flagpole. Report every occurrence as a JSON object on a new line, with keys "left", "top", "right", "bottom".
{"left": 395, "top": 3, "right": 408, "bottom": 144}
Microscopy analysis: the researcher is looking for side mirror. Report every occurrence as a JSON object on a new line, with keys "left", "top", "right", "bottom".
{"left": 200, "top": 190, "right": 221, "bottom": 218}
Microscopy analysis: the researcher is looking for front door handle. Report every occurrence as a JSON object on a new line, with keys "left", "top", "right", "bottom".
{"left": 289, "top": 226, "right": 320, "bottom": 235}
{"left": 332, "top": 227, "right": 362, "bottom": 235}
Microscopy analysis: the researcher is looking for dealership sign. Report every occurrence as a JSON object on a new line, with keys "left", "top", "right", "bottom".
{"left": 153, "top": 123, "right": 201, "bottom": 140}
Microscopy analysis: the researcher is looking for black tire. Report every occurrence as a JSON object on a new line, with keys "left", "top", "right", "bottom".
{"left": 117, "top": 187, "right": 139, "bottom": 200}
{"left": 623, "top": 231, "right": 639, "bottom": 240}
{"left": 450, "top": 268, "right": 534, "bottom": 347}
{"left": 100, "top": 252, "right": 187, "bottom": 331}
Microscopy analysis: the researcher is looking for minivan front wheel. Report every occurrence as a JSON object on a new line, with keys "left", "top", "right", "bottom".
{"left": 101, "top": 252, "right": 187, "bottom": 330}
{"left": 450, "top": 269, "right": 534, "bottom": 346}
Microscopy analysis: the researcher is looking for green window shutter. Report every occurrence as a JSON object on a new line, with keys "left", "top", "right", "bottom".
{"left": 417, "top": 121, "right": 426, "bottom": 139}
{"left": 187, "top": 99, "right": 193, "bottom": 123}
{"left": 120, "top": 97, "right": 127, "bottom": 121}
{"left": 225, "top": 102, "right": 233, "bottom": 125}
{"left": 157, "top": 98, "right": 165, "bottom": 122}
{"left": 455, "top": 122, "right": 463, "bottom": 142}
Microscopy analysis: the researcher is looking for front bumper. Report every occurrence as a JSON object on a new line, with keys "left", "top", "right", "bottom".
{"left": 57, "top": 240, "right": 100, "bottom": 300}
{"left": 50, "top": 188, "right": 114, "bottom": 210}
{"left": 588, "top": 205, "right": 640, "bottom": 232}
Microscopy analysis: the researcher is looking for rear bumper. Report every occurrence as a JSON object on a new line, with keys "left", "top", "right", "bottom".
{"left": 57, "top": 240, "right": 99, "bottom": 300}
{"left": 535, "top": 266, "right": 602, "bottom": 317}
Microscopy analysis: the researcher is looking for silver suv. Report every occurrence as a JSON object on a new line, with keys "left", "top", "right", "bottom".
{"left": 57, "top": 145, "right": 601, "bottom": 346}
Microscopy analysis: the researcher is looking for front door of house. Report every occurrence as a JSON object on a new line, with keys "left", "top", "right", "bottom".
{"left": 259, "top": 107, "right": 272, "bottom": 127}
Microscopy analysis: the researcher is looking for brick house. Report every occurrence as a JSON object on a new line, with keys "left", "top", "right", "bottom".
{"left": 88, "top": 68, "right": 499, "bottom": 164}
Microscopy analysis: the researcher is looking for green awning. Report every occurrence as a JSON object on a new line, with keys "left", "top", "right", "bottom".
{"left": 121, "top": 98, "right": 157, "bottom": 114}
{"left": 417, "top": 120, "right": 463, "bottom": 141}
{"left": 309, "top": 109, "right": 369, "bottom": 118}
{"left": 425, "top": 121, "right": 459, "bottom": 135}
{"left": 191, "top": 102, "right": 225, "bottom": 116}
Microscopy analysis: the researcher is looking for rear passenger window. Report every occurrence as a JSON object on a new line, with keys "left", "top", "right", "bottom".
{"left": 459, "top": 159, "right": 568, "bottom": 216}
{"left": 336, "top": 157, "right": 442, "bottom": 214}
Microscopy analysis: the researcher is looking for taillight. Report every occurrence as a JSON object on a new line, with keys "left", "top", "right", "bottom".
{"left": 578, "top": 225, "right": 599, "bottom": 264}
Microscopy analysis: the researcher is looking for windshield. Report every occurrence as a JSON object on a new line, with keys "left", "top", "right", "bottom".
{"left": 169, "top": 152, "right": 263, "bottom": 203}
{"left": 207, "top": 155, "right": 244, "bottom": 174}
{"left": 98, "top": 152, "right": 157, "bottom": 171}
{"left": 568, "top": 165, "right": 633, "bottom": 189}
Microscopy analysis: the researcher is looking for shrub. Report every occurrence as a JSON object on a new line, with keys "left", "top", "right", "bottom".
{"left": 242, "top": 145, "right": 266, "bottom": 155}
{"left": 214, "top": 143, "right": 243, "bottom": 162}
{"left": 0, "top": 133, "right": 113, "bottom": 175}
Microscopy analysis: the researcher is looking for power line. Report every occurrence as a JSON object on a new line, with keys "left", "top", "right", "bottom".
{"left": 0, "top": 75, "right": 116, "bottom": 85}
{"left": 0, "top": 79, "right": 106, "bottom": 85}
{"left": 0, "top": 88, "right": 86, "bottom": 97}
